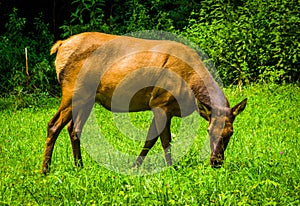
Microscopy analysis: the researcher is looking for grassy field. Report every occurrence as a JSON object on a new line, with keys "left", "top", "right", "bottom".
{"left": 0, "top": 84, "right": 299, "bottom": 205}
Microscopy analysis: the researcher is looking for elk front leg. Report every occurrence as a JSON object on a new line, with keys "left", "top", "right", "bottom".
{"left": 136, "top": 107, "right": 172, "bottom": 167}
{"left": 159, "top": 118, "right": 172, "bottom": 166}
{"left": 136, "top": 118, "right": 159, "bottom": 167}
{"left": 67, "top": 97, "right": 94, "bottom": 168}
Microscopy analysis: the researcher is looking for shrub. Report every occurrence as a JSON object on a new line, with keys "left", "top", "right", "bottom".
{"left": 60, "top": 0, "right": 111, "bottom": 38}
{"left": 0, "top": 8, "right": 57, "bottom": 95}
{"left": 60, "top": 0, "right": 182, "bottom": 36}
{"left": 182, "top": 0, "right": 300, "bottom": 85}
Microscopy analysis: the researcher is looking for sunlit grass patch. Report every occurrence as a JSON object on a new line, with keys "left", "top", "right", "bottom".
{"left": 0, "top": 84, "right": 299, "bottom": 205}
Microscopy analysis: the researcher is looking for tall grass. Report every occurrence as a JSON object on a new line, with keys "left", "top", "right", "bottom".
{"left": 0, "top": 84, "right": 299, "bottom": 205}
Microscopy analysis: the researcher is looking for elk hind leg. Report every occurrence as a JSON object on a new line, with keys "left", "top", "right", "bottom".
{"left": 42, "top": 104, "right": 72, "bottom": 175}
{"left": 67, "top": 120, "right": 83, "bottom": 168}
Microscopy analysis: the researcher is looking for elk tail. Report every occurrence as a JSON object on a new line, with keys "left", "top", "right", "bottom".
{"left": 50, "top": 40, "right": 65, "bottom": 83}
{"left": 50, "top": 40, "right": 64, "bottom": 55}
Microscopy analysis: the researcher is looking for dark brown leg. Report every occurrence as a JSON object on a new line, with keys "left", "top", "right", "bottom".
{"left": 136, "top": 117, "right": 159, "bottom": 166}
{"left": 159, "top": 118, "right": 172, "bottom": 166}
{"left": 67, "top": 120, "right": 83, "bottom": 168}
{"left": 41, "top": 104, "right": 72, "bottom": 175}
{"left": 67, "top": 98, "right": 94, "bottom": 168}
{"left": 136, "top": 108, "right": 172, "bottom": 167}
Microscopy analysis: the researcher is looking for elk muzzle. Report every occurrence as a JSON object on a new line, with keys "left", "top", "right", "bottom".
{"left": 210, "top": 152, "right": 224, "bottom": 168}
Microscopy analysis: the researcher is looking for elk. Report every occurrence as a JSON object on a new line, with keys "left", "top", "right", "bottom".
{"left": 42, "top": 32, "right": 247, "bottom": 174}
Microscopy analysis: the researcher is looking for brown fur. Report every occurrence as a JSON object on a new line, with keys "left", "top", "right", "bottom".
{"left": 41, "top": 32, "right": 247, "bottom": 174}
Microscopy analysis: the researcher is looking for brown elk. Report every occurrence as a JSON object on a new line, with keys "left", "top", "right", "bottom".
{"left": 41, "top": 32, "right": 247, "bottom": 174}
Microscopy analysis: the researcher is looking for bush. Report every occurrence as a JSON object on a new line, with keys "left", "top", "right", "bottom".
{"left": 60, "top": 0, "right": 194, "bottom": 36}
{"left": 60, "top": 0, "right": 111, "bottom": 38}
{"left": 182, "top": 0, "right": 300, "bottom": 85}
{"left": 0, "top": 8, "right": 57, "bottom": 95}
{"left": 1, "top": 1, "right": 299, "bottom": 95}
{"left": 60, "top": 0, "right": 300, "bottom": 85}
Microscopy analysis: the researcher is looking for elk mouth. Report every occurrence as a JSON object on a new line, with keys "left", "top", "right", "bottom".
{"left": 210, "top": 153, "right": 224, "bottom": 168}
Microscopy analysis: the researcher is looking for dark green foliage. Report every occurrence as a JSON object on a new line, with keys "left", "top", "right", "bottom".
{"left": 0, "top": 1, "right": 299, "bottom": 95}
{"left": 182, "top": 0, "right": 300, "bottom": 85}
{"left": 60, "top": 0, "right": 299, "bottom": 85}
{"left": 60, "top": 0, "right": 111, "bottom": 37}
{"left": 60, "top": 0, "right": 196, "bottom": 36}
{"left": 0, "top": 8, "right": 57, "bottom": 95}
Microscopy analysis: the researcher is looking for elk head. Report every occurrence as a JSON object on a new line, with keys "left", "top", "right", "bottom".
{"left": 198, "top": 98, "right": 247, "bottom": 167}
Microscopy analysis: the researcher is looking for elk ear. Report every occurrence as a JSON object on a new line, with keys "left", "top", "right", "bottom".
{"left": 198, "top": 101, "right": 211, "bottom": 121}
{"left": 232, "top": 98, "right": 247, "bottom": 116}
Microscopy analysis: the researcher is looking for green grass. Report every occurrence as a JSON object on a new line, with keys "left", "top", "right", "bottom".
{"left": 0, "top": 84, "right": 299, "bottom": 205}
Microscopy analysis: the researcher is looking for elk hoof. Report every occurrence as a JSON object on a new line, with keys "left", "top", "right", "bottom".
{"left": 41, "top": 167, "right": 49, "bottom": 175}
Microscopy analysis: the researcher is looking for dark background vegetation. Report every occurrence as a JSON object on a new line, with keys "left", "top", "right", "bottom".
{"left": 0, "top": 0, "right": 299, "bottom": 96}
